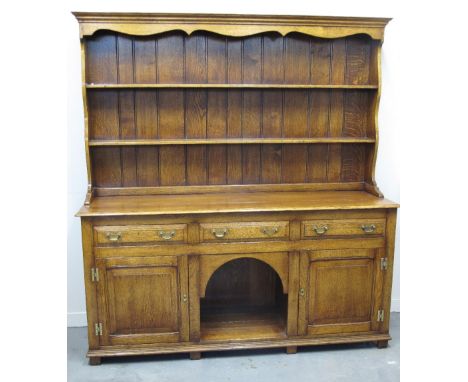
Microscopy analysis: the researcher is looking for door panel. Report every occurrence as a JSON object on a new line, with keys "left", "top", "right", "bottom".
{"left": 299, "top": 249, "right": 384, "bottom": 336}
{"left": 96, "top": 256, "right": 189, "bottom": 346}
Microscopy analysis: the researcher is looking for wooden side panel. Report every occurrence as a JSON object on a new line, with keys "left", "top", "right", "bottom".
{"left": 382, "top": 210, "right": 397, "bottom": 333}
{"left": 80, "top": 219, "right": 99, "bottom": 349}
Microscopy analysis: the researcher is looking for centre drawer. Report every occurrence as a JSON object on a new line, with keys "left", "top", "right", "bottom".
{"left": 200, "top": 221, "right": 289, "bottom": 242}
{"left": 94, "top": 224, "right": 188, "bottom": 245}
{"left": 301, "top": 219, "right": 386, "bottom": 239}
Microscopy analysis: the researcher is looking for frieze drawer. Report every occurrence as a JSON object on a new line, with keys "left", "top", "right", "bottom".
{"left": 200, "top": 221, "right": 289, "bottom": 242}
{"left": 94, "top": 224, "right": 188, "bottom": 245}
{"left": 301, "top": 219, "right": 386, "bottom": 238}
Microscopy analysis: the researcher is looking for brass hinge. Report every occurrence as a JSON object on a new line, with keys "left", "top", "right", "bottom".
{"left": 380, "top": 258, "right": 388, "bottom": 271}
{"left": 91, "top": 268, "right": 99, "bottom": 282}
{"left": 94, "top": 323, "right": 103, "bottom": 336}
{"left": 377, "top": 309, "right": 385, "bottom": 322}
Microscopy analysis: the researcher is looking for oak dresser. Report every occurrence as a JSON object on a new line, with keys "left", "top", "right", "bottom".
{"left": 74, "top": 12, "right": 398, "bottom": 365}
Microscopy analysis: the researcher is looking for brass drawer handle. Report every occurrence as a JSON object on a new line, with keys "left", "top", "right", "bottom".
{"left": 159, "top": 230, "right": 176, "bottom": 240}
{"left": 313, "top": 225, "right": 328, "bottom": 235}
{"left": 212, "top": 228, "right": 228, "bottom": 239}
{"left": 361, "top": 224, "right": 376, "bottom": 233}
{"left": 299, "top": 288, "right": 305, "bottom": 297}
{"left": 261, "top": 226, "right": 279, "bottom": 237}
{"left": 106, "top": 232, "right": 122, "bottom": 242}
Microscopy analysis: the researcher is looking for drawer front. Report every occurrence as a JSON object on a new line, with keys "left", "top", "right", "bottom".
{"left": 302, "top": 219, "right": 386, "bottom": 238}
{"left": 94, "top": 224, "right": 188, "bottom": 245}
{"left": 200, "top": 221, "right": 289, "bottom": 242}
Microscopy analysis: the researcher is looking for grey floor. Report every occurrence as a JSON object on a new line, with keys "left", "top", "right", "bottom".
{"left": 68, "top": 313, "right": 399, "bottom": 382}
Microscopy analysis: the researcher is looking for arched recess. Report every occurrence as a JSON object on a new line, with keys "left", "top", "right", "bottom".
{"left": 199, "top": 252, "right": 289, "bottom": 298}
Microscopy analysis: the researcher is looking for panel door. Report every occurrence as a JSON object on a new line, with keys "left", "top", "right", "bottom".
{"left": 95, "top": 255, "right": 189, "bottom": 346}
{"left": 298, "top": 249, "right": 384, "bottom": 336}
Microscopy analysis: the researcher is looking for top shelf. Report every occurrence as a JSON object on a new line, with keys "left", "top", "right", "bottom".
{"left": 85, "top": 83, "right": 378, "bottom": 90}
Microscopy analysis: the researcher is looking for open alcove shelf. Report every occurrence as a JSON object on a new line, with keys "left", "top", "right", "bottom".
{"left": 199, "top": 258, "right": 287, "bottom": 342}
{"left": 74, "top": 12, "right": 398, "bottom": 365}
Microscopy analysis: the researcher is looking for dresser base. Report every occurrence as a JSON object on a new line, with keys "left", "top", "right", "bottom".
{"left": 87, "top": 333, "right": 391, "bottom": 363}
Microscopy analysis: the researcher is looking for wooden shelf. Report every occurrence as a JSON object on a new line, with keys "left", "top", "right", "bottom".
{"left": 201, "top": 308, "right": 286, "bottom": 342}
{"left": 88, "top": 137, "right": 376, "bottom": 146}
{"left": 76, "top": 191, "right": 399, "bottom": 217}
{"left": 86, "top": 83, "right": 378, "bottom": 90}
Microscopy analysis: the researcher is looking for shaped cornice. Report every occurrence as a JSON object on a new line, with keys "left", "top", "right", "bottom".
{"left": 73, "top": 12, "right": 391, "bottom": 40}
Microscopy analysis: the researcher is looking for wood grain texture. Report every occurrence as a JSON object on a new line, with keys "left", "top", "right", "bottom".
{"left": 87, "top": 332, "right": 392, "bottom": 358}
{"left": 80, "top": 219, "right": 100, "bottom": 349}
{"left": 299, "top": 249, "right": 385, "bottom": 336}
{"left": 75, "top": 13, "right": 391, "bottom": 40}
{"left": 77, "top": 191, "right": 398, "bottom": 217}
{"left": 84, "top": 30, "right": 376, "bottom": 191}
{"left": 287, "top": 252, "right": 300, "bottom": 336}
{"left": 95, "top": 256, "right": 186, "bottom": 345}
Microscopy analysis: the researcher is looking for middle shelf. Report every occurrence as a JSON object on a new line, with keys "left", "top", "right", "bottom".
{"left": 88, "top": 137, "right": 376, "bottom": 146}
{"left": 86, "top": 83, "right": 379, "bottom": 90}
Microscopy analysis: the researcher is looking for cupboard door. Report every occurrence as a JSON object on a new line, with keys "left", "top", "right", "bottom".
{"left": 298, "top": 249, "right": 384, "bottom": 336}
{"left": 95, "top": 256, "right": 189, "bottom": 346}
